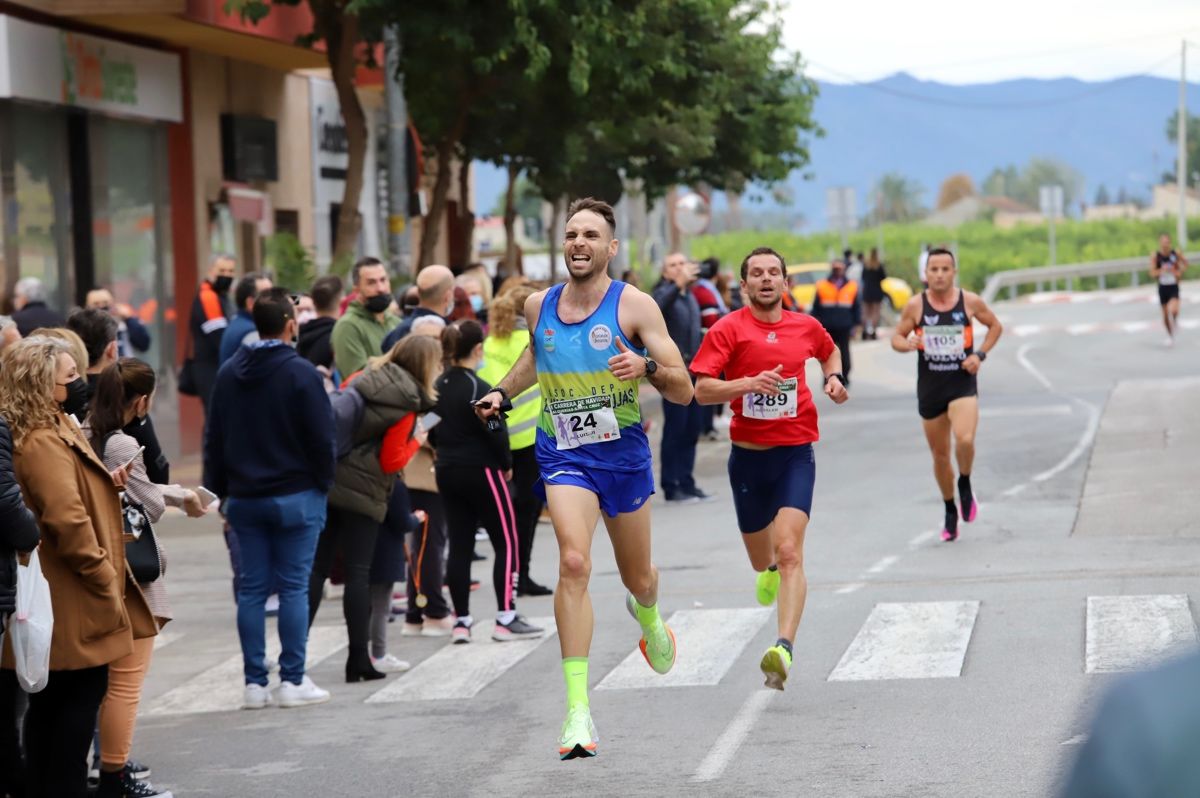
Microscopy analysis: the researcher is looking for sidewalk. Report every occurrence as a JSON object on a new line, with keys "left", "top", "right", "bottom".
{"left": 1073, "top": 376, "right": 1200, "bottom": 537}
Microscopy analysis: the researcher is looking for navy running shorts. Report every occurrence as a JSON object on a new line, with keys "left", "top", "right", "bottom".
{"left": 536, "top": 464, "right": 656, "bottom": 518}
{"left": 727, "top": 444, "right": 816, "bottom": 533}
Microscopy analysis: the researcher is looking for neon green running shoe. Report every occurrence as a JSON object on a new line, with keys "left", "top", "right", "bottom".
{"left": 760, "top": 644, "right": 792, "bottom": 691}
{"left": 558, "top": 705, "right": 598, "bottom": 760}
{"left": 626, "top": 593, "right": 677, "bottom": 675}
{"left": 755, "top": 568, "right": 781, "bottom": 606}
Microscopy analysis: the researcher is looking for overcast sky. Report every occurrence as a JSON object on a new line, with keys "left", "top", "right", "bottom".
{"left": 781, "top": 1, "right": 1199, "bottom": 85}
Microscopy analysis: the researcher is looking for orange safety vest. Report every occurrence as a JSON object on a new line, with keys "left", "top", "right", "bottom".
{"left": 815, "top": 279, "right": 858, "bottom": 307}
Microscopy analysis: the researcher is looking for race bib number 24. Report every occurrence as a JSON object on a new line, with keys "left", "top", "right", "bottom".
{"left": 549, "top": 396, "right": 621, "bottom": 450}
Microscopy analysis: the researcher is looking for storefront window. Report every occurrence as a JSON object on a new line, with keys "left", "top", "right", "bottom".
{"left": 89, "top": 116, "right": 172, "bottom": 373}
{"left": 1, "top": 104, "right": 72, "bottom": 309}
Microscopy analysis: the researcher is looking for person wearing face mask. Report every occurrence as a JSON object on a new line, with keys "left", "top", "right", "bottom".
{"left": 380, "top": 264, "right": 454, "bottom": 350}
{"left": 297, "top": 276, "right": 344, "bottom": 374}
{"left": 810, "top": 259, "right": 862, "bottom": 389}
{"left": 0, "top": 336, "right": 155, "bottom": 798}
{"left": 30, "top": 327, "right": 92, "bottom": 420}
{"left": 204, "top": 288, "right": 336, "bottom": 710}
{"left": 67, "top": 309, "right": 171, "bottom": 486}
{"left": 331, "top": 257, "right": 400, "bottom": 379}
{"left": 187, "top": 254, "right": 237, "bottom": 418}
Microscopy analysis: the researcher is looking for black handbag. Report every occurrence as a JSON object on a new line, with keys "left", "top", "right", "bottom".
{"left": 121, "top": 497, "right": 162, "bottom": 584}
{"left": 177, "top": 357, "right": 200, "bottom": 397}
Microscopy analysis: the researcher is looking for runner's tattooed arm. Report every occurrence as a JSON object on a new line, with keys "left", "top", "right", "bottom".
{"left": 616, "top": 290, "right": 694, "bottom": 405}
{"left": 891, "top": 296, "right": 922, "bottom": 353}
{"left": 475, "top": 291, "right": 544, "bottom": 419}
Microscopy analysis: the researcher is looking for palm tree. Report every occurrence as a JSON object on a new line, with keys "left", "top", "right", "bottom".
{"left": 874, "top": 173, "right": 926, "bottom": 223}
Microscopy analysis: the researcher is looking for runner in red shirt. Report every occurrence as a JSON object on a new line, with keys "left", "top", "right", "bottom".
{"left": 690, "top": 246, "right": 848, "bottom": 690}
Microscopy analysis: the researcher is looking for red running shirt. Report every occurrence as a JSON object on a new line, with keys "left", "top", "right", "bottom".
{"left": 689, "top": 308, "right": 835, "bottom": 447}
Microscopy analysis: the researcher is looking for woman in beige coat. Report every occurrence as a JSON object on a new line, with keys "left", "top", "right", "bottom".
{"left": 0, "top": 336, "right": 155, "bottom": 798}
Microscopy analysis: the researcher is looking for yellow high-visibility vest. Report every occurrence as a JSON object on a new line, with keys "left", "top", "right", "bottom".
{"left": 479, "top": 328, "right": 540, "bottom": 450}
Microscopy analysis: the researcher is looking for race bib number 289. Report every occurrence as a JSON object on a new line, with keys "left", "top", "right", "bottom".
{"left": 743, "top": 377, "right": 798, "bottom": 420}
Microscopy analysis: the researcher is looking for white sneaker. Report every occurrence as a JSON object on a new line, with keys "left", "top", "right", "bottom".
{"left": 370, "top": 653, "right": 412, "bottom": 673}
{"left": 421, "top": 616, "right": 455, "bottom": 637}
{"left": 243, "top": 683, "right": 274, "bottom": 710}
{"left": 275, "top": 676, "right": 331, "bottom": 708}
{"left": 401, "top": 622, "right": 424, "bottom": 637}
{"left": 1164, "top": 336, "right": 1175, "bottom": 348}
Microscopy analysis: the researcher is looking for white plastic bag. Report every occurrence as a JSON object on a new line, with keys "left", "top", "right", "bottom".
{"left": 11, "top": 549, "right": 52, "bottom": 693}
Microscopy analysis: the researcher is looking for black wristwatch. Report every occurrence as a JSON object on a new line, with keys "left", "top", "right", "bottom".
{"left": 643, "top": 357, "right": 658, "bottom": 376}
{"left": 824, "top": 372, "right": 845, "bottom": 386}
{"left": 975, "top": 351, "right": 987, "bottom": 362}
{"left": 492, "top": 386, "right": 511, "bottom": 403}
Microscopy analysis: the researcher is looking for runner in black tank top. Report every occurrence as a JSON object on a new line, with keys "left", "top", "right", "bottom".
{"left": 892, "top": 248, "right": 1004, "bottom": 542}
{"left": 1150, "top": 233, "right": 1189, "bottom": 347}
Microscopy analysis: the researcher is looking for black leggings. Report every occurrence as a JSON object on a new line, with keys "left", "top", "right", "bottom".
{"left": 308, "top": 505, "right": 379, "bottom": 661}
{"left": 509, "top": 446, "right": 544, "bottom": 583}
{"left": 3, "top": 665, "right": 108, "bottom": 797}
{"left": 437, "top": 465, "right": 518, "bottom": 619}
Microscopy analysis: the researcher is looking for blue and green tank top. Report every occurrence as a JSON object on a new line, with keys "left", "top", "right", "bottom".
{"left": 533, "top": 280, "right": 651, "bottom": 472}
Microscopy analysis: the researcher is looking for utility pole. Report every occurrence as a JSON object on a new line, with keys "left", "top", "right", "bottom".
{"left": 1178, "top": 40, "right": 1188, "bottom": 249}
{"left": 384, "top": 25, "right": 411, "bottom": 279}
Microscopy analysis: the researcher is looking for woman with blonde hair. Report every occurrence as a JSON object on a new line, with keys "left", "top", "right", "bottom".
{"left": 29, "top": 327, "right": 90, "bottom": 418}
{"left": 0, "top": 337, "right": 155, "bottom": 797}
{"left": 480, "top": 284, "right": 551, "bottom": 596}
{"left": 307, "top": 334, "right": 441, "bottom": 682}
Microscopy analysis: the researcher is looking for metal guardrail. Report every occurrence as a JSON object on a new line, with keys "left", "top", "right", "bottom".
{"left": 981, "top": 251, "right": 1199, "bottom": 303}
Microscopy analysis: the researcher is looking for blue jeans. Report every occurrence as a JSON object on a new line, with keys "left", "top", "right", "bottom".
{"left": 225, "top": 490, "right": 327, "bottom": 687}
{"left": 660, "top": 396, "right": 703, "bottom": 496}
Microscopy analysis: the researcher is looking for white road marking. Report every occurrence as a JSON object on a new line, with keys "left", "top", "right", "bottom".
{"left": 365, "top": 618, "right": 557, "bottom": 702}
{"left": 866, "top": 555, "right": 899, "bottom": 574}
{"left": 597, "top": 608, "right": 772, "bottom": 690}
{"left": 1016, "top": 343, "right": 1054, "bottom": 391}
{"left": 153, "top": 630, "right": 184, "bottom": 651}
{"left": 691, "top": 690, "right": 776, "bottom": 783}
{"left": 835, "top": 583, "right": 865, "bottom": 595}
{"left": 908, "top": 530, "right": 937, "bottom": 548}
{"left": 1085, "top": 595, "right": 1197, "bottom": 674}
{"left": 823, "top": 404, "right": 1070, "bottom": 425}
{"left": 143, "top": 625, "right": 347, "bottom": 716}
{"left": 829, "top": 601, "right": 980, "bottom": 681}
{"left": 1012, "top": 324, "right": 1043, "bottom": 338}
{"left": 1120, "top": 321, "right": 1152, "bottom": 333}
{"left": 1067, "top": 323, "right": 1099, "bottom": 336}
{"left": 1181, "top": 319, "right": 1200, "bottom": 330}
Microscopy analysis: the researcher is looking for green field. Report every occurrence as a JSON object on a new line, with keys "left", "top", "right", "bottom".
{"left": 688, "top": 217, "right": 1200, "bottom": 292}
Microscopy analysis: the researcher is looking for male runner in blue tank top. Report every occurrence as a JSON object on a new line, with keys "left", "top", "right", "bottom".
{"left": 475, "top": 198, "right": 694, "bottom": 761}
{"left": 892, "top": 249, "right": 1003, "bottom": 542}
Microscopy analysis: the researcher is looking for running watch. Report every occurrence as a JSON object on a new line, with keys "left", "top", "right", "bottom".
{"left": 644, "top": 357, "right": 658, "bottom": 376}
{"left": 976, "top": 351, "right": 987, "bottom": 362}
{"left": 825, "top": 373, "right": 845, "bottom": 385}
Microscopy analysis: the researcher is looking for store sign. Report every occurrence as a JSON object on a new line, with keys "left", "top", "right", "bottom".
{"left": 0, "top": 15, "right": 181, "bottom": 123}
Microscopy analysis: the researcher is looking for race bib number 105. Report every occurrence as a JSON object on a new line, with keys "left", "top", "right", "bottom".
{"left": 743, "top": 377, "right": 798, "bottom": 420}
{"left": 549, "top": 396, "right": 622, "bottom": 450}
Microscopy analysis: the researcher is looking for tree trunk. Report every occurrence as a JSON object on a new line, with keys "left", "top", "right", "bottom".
{"left": 419, "top": 137, "right": 455, "bottom": 270}
{"left": 503, "top": 162, "right": 519, "bottom": 274}
{"left": 456, "top": 157, "right": 474, "bottom": 266}
{"left": 326, "top": 12, "right": 367, "bottom": 269}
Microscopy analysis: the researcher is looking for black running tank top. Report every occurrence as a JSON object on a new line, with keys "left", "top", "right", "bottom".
{"left": 915, "top": 290, "right": 974, "bottom": 378}
{"left": 1156, "top": 250, "right": 1179, "bottom": 286}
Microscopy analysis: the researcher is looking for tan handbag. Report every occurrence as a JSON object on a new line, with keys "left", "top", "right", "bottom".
{"left": 402, "top": 444, "right": 438, "bottom": 493}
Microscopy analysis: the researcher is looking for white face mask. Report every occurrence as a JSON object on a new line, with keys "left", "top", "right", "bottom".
{"left": 297, "top": 310, "right": 317, "bottom": 326}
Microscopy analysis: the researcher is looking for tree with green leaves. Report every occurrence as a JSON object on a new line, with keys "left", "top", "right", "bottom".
{"left": 874, "top": 173, "right": 926, "bottom": 223}
{"left": 1163, "top": 110, "right": 1200, "bottom": 184}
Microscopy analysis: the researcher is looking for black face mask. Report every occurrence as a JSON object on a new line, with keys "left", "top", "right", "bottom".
{"left": 363, "top": 293, "right": 392, "bottom": 314}
{"left": 60, "top": 377, "right": 89, "bottom": 418}
{"left": 213, "top": 276, "right": 234, "bottom": 293}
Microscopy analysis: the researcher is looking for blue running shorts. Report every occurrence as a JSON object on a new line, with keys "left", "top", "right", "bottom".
{"left": 727, "top": 444, "right": 816, "bottom": 533}
{"left": 537, "top": 465, "right": 656, "bottom": 518}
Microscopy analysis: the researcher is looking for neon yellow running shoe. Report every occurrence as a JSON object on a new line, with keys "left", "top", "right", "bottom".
{"left": 755, "top": 568, "right": 780, "bottom": 606}
{"left": 558, "top": 705, "right": 598, "bottom": 760}
{"left": 626, "top": 593, "right": 677, "bottom": 675}
{"left": 760, "top": 644, "right": 792, "bottom": 691}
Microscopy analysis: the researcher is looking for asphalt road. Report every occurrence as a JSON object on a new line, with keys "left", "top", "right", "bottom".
{"left": 131, "top": 285, "right": 1200, "bottom": 797}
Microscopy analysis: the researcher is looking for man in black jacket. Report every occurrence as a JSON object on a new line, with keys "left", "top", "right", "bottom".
{"left": 187, "top": 254, "right": 236, "bottom": 418}
{"left": 204, "top": 288, "right": 336, "bottom": 709}
{"left": 297, "top": 274, "right": 342, "bottom": 372}
{"left": 652, "top": 253, "right": 711, "bottom": 503}
{"left": 0, "top": 417, "right": 38, "bottom": 620}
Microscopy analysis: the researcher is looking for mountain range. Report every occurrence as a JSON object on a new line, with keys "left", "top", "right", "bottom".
{"left": 473, "top": 71, "right": 1199, "bottom": 232}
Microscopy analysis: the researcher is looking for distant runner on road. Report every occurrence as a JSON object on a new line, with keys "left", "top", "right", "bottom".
{"left": 475, "top": 198, "right": 694, "bottom": 761}
{"left": 690, "top": 246, "right": 848, "bottom": 691}
{"left": 1150, "top": 233, "right": 1188, "bottom": 347}
{"left": 892, "top": 248, "right": 1002, "bottom": 542}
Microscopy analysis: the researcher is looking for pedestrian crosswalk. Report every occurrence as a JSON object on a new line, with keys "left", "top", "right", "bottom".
{"left": 142, "top": 595, "right": 1199, "bottom": 716}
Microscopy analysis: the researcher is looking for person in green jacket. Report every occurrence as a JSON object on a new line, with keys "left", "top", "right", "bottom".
{"left": 480, "top": 282, "right": 552, "bottom": 596}
{"left": 331, "top": 257, "right": 401, "bottom": 378}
